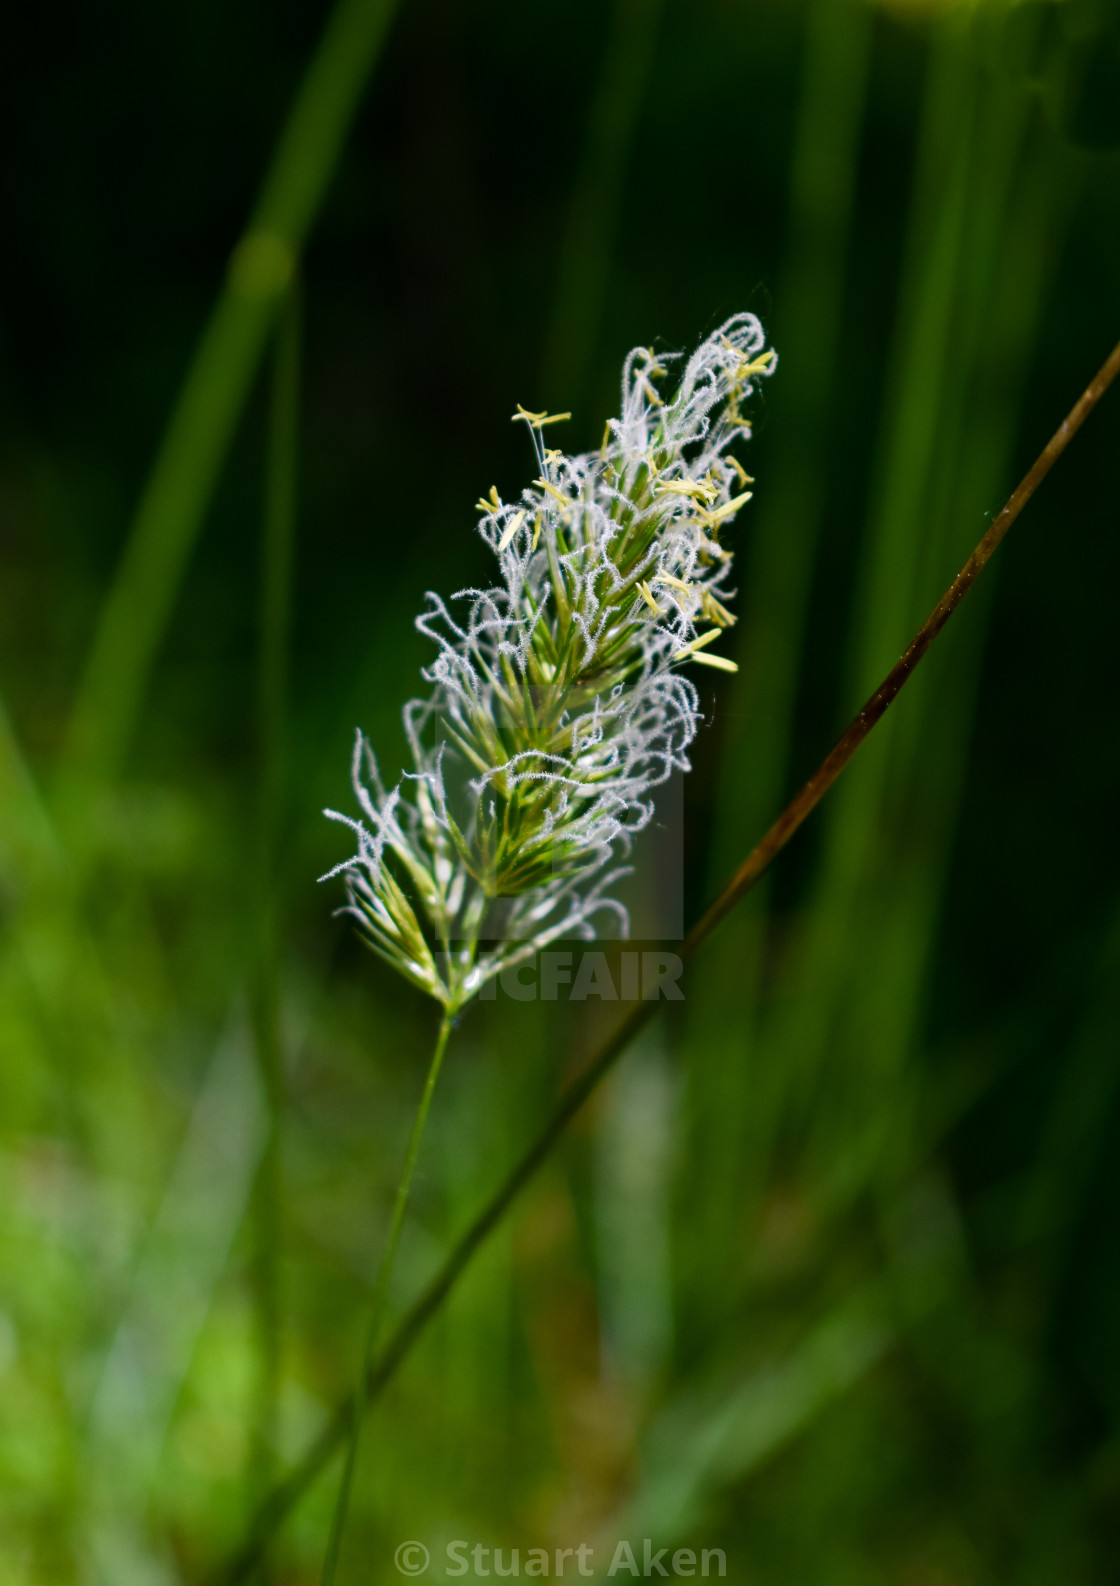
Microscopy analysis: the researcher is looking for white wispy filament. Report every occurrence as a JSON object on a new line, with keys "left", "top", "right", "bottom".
{"left": 323, "top": 313, "right": 776, "bottom": 1011}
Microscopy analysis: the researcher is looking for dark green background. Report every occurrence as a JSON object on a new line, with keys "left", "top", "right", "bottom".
{"left": 1, "top": 0, "right": 1118, "bottom": 1581}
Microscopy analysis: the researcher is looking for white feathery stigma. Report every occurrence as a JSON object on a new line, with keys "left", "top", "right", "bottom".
{"left": 322, "top": 313, "right": 776, "bottom": 1010}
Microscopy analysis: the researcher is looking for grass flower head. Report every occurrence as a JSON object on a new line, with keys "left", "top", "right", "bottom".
{"left": 323, "top": 313, "right": 776, "bottom": 1010}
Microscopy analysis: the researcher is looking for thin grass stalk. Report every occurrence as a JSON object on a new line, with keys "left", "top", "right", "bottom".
{"left": 250, "top": 283, "right": 301, "bottom": 1533}
{"left": 210, "top": 333, "right": 1120, "bottom": 1586}
{"left": 55, "top": 0, "right": 401, "bottom": 829}
{"left": 827, "top": 129, "right": 1071, "bottom": 1205}
{"left": 796, "top": 102, "right": 1075, "bottom": 1229}
{"left": 540, "top": 0, "right": 667, "bottom": 408}
{"left": 757, "top": 18, "right": 979, "bottom": 1138}
{"left": 796, "top": 60, "right": 1026, "bottom": 1197}
{"left": 682, "top": 0, "right": 874, "bottom": 1323}
{"left": 319, "top": 1011, "right": 455, "bottom": 1586}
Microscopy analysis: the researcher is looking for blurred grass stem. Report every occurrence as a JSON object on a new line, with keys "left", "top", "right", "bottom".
{"left": 213, "top": 333, "right": 1120, "bottom": 1586}
{"left": 56, "top": 0, "right": 400, "bottom": 827}
{"left": 250, "top": 284, "right": 301, "bottom": 1529}
{"left": 687, "top": 0, "right": 873, "bottom": 1318}
{"left": 318, "top": 1010, "right": 455, "bottom": 1586}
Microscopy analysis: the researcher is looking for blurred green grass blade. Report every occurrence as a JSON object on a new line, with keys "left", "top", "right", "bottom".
{"left": 710, "top": 0, "right": 874, "bottom": 885}
{"left": 679, "top": 0, "right": 873, "bottom": 1324}
{"left": 57, "top": 0, "right": 401, "bottom": 813}
{"left": 256, "top": 287, "right": 301, "bottom": 883}
{"left": 540, "top": 0, "right": 666, "bottom": 407}
{"left": 0, "top": 689, "right": 63, "bottom": 880}
{"left": 758, "top": 20, "right": 980, "bottom": 1110}
{"left": 83, "top": 1010, "right": 267, "bottom": 1548}
{"left": 250, "top": 284, "right": 302, "bottom": 1509}
{"left": 0, "top": 686, "right": 132, "bottom": 1114}
{"left": 705, "top": 12, "right": 1067, "bottom": 1278}
{"left": 595, "top": 1035, "right": 676, "bottom": 1386}
{"left": 829, "top": 147, "right": 1066, "bottom": 1156}
{"left": 613, "top": 1290, "right": 891, "bottom": 1542}
{"left": 801, "top": 120, "right": 1069, "bottom": 1210}
{"left": 1015, "top": 901, "right": 1120, "bottom": 1271}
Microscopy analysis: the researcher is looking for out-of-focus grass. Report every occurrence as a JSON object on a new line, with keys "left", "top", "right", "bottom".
{"left": 0, "top": 0, "right": 1118, "bottom": 1583}
{"left": 57, "top": 0, "right": 401, "bottom": 817}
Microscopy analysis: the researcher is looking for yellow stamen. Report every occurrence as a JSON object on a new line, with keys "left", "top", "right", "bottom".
{"left": 635, "top": 580, "right": 664, "bottom": 615}
{"left": 728, "top": 457, "right": 755, "bottom": 488}
{"left": 657, "top": 479, "right": 719, "bottom": 503}
{"left": 698, "top": 490, "right": 753, "bottom": 526}
{"left": 701, "top": 591, "right": 737, "bottom": 627}
{"left": 535, "top": 478, "right": 569, "bottom": 507}
{"left": 655, "top": 570, "right": 692, "bottom": 593}
{"left": 689, "top": 652, "right": 738, "bottom": 673}
{"left": 513, "top": 404, "right": 571, "bottom": 428}
{"left": 673, "top": 629, "right": 723, "bottom": 660}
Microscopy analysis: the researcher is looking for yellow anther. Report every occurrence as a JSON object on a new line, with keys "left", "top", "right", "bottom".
{"left": 701, "top": 591, "right": 737, "bottom": 627}
{"left": 532, "top": 514, "right": 542, "bottom": 551}
{"left": 635, "top": 580, "right": 664, "bottom": 615}
{"left": 672, "top": 629, "right": 723, "bottom": 660}
{"left": 728, "top": 457, "right": 755, "bottom": 488}
{"left": 655, "top": 570, "right": 692, "bottom": 593}
{"left": 744, "top": 349, "right": 776, "bottom": 376}
{"left": 657, "top": 479, "right": 719, "bottom": 503}
{"left": 513, "top": 404, "right": 571, "bottom": 428}
{"left": 475, "top": 485, "right": 503, "bottom": 515}
{"left": 498, "top": 510, "right": 526, "bottom": 552}
{"left": 535, "top": 478, "right": 570, "bottom": 507}
{"left": 698, "top": 490, "right": 753, "bottom": 527}
{"left": 690, "top": 652, "right": 738, "bottom": 673}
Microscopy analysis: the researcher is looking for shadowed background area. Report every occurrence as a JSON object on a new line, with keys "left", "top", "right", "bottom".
{"left": 1, "top": 0, "right": 1119, "bottom": 1581}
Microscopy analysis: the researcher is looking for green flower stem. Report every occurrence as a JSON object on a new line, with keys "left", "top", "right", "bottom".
{"left": 319, "top": 1010, "right": 455, "bottom": 1586}
{"left": 212, "top": 335, "right": 1120, "bottom": 1586}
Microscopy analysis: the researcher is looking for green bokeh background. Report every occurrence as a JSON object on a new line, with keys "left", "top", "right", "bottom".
{"left": 2, "top": 0, "right": 1119, "bottom": 1580}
